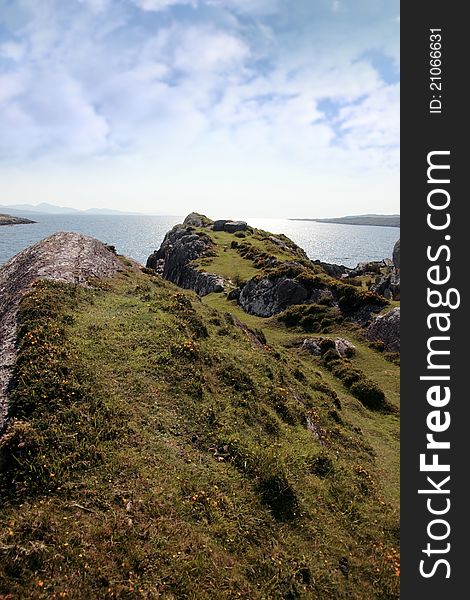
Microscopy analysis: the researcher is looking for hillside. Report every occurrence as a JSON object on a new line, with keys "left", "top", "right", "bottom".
{"left": 0, "top": 220, "right": 399, "bottom": 599}
{"left": 291, "top": 215, "right": 400, "bottom": 228}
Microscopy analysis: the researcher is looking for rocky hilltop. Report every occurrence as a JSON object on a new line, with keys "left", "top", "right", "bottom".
{"left": 147, "top": 213, "right": 400, "bottom": 347}
{"left": 0, "top": 222, "right": 400, "bottom": 599}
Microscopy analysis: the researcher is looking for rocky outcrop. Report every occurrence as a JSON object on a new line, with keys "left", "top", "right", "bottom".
{"left": 0, "top": 213, "right": 36, "bottom": 226}
{"left": 238, "top": 276, "right": 333, "bottom": 317}
{"left": 313, "top": 260, "right": 350, "bottom": 279}
{"left": 366, "top": 307, "right": 400, "bottom": 352}
{"left": 335, "top": 338, "right": 356, "bottom": 358}
{"left": 370, "top": 271, "right": 400, "bottom": 300}
{"left": 146, "top": 224, "right": 224, "bottom": 296}
{"left": 345, "top": 239, "right": 400, "bottom": 301}
{"left": 0, "top": 232, "right": 126, "bottom": 433}
{"left": 183, "top": 213, "right": 213, "bottom": 228}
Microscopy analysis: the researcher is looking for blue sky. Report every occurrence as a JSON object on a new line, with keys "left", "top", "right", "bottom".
{"left": 0, "top": 0, "right": 399, "bottom": 217}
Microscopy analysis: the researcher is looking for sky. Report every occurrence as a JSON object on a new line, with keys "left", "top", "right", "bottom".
{"left": 0, "top": 0, "right": 399, "bottom": 218}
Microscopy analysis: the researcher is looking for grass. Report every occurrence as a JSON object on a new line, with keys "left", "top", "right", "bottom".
{"left": 0, "top": 266, "right": 399, "bottom": 599}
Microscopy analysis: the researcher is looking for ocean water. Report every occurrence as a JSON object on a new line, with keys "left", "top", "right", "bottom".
{"left": 0, "top": 214, "right": 399, "bottom": 268}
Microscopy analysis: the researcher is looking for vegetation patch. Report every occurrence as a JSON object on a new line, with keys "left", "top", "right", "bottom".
{"left": 278, "top": 303, "right": 341, "bottom": 333}
{"left": 320, "top": 350, "right": 393, "bottom": 413}
{"left": 0, "top": 268, "right": 399, "bottom": 599}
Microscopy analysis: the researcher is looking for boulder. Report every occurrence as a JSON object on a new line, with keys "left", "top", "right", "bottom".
{"left": 213, "top": 220, "right": 248, "bottom": 233}
{"left": 183, "top": 212, "right": 212, "bottom": 228}
{"left": 213, "top": 220, "right": 229, "bottom": 231}
{"left": 366, "top": 307, "right": 400, "bottom": 352}
{"left": 239, "top": 277, "right": 310, "bottom": 317}
{"left": 302, "top": 338, "right": 322, "bottom": 355}
{"left": 335, "top": 338, "right": 356, "bottom": 358}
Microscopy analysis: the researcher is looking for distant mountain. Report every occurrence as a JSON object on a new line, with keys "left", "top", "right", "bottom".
{"left": 0, "top": 203, "right": 144, "bottom": 216}
{"left": 290, "top": 214, "right": 400, "bottom": 228}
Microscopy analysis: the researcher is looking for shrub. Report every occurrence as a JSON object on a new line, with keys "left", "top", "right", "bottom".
{"left": 320, "top": 349, "right": 392, "bottom": 413}
{"left": 310, "top": 453, "right": 335, "bottom": 478}
{"left": 350, "top": 380, "right": 388, "bottom": 411}
{"left": 278, "top": 304, "right": 340, "bottom": 333}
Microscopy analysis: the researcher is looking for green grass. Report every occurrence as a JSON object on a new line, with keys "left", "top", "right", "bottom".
{"left": 196, "top": 246, "right": 260, "bottom": 285}
{"left": 0, "top": 268, "right": 399, "bottom": 599}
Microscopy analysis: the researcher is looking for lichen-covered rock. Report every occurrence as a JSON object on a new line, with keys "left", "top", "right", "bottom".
{"left": 239, "top": 277, "right": 310, "bottom": 317}
{"left": 183, "top": 212, "right": 213, "bottom": 228}
{"left": 335, "top": 338, "right": 356, "bottom": 358}
{"left": 370, "top": 271, "right": 400, "bottom": 300}
{"left": 302, "top": 338, "right": 322, "bottom": 355}
{"left": 0, "top": 232, "right": 126, "bottom": 432}
{"left": 146, "top": 223, "right": 225, "bottom": 296}
{"left": 366, "top": 307, "right": 400, "bottom": 352}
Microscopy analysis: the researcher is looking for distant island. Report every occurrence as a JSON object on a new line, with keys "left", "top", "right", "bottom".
{"left": 0, "top": 202, "right": 143, "bottom": 216}
{"left": 291, "top": 214, "right": 400, "bottom": 228}
{"left": 0, "top": 213, "right": 36, "bottom": 226}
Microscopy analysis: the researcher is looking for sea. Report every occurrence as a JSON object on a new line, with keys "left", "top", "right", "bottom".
{"left": 0, "top": 214, "right": 399, "bottom": 269}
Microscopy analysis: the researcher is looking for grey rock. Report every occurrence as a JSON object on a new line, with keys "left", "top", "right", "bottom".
{"left": 313, "top": 260, "right": 351, "bottom": 279}
{"left": 0, "top": 233, "right": 126, "bottom": 433}
{"left": 223, "top": 221, "right": 248, "bottom": 233}
{"left": 371, "top": 271, "right": 400, "bottom": 301}
{"left": 355, "top": 261, "right": 382, "bottom": 275}
{"left": 366, "top": 307, "right": 400, "bottom": 352}
{"left": 239, "top": 277, "right": 310, "bottom": 317}
{"left": 335, "top": 338, "right": 356, "bottom": 358}
{"left": 146, "top": 224, "right": 225, "bottom": 296}
{"left": 302, "top": 338, "right": 322, "bottom": 355}
{"left": 183, "top": 212, "right": 212, "bottom": 228}
{"left": 213, "top": 219, "right": 229, "bottom": 231}
{"left": 212, "top": 219, "right": 248, "bottom": 233}
{"left": 227, "top": 287, "right": 241, "bottom": 301}
{"left": 393, "top": 239, "right": 400, "bottom": 270}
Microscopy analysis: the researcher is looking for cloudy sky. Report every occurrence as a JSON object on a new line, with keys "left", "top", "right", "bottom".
{"left": 0, "top": 0, "right": 399, "bottom": 217}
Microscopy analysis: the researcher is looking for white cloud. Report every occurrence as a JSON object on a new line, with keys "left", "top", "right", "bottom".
{"left": 338, "top": 83, "right": 399, "bottom": 152}
{"left": 0, "top": 0, "right": 399, "bottom": 215}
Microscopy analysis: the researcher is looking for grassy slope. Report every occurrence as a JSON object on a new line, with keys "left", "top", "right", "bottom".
{"left": 1, "top": 260, "right": 399, "bottom": 598}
